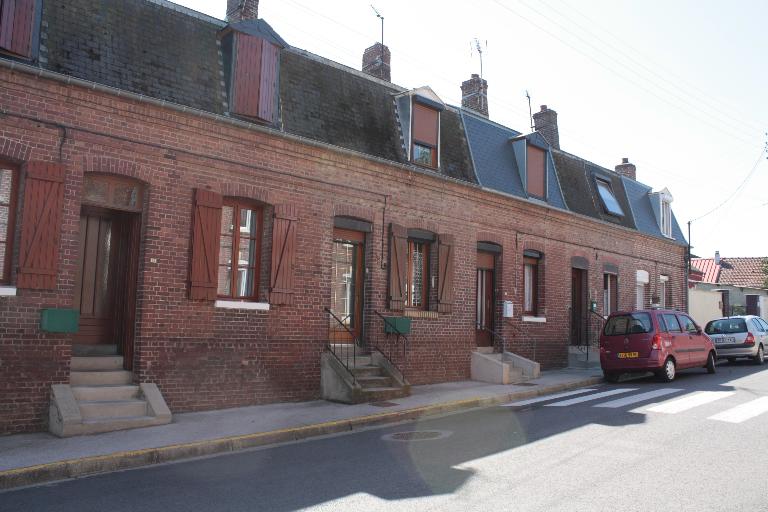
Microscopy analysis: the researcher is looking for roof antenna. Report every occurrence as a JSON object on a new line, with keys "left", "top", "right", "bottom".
{"left": 371, "top": 5, "right": 384, "bottom": 50}
{"left": 470, "top": 38, "right": 487, "bottom": 79}
{"left": 526, "top": 90, "right": 534, "bottom": 132}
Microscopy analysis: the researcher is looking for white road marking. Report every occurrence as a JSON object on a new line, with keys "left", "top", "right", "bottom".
{"left": 544, "top": 388, "right": 637, "bottom": 407}
{"left": 708, "top": 396, "right": 768, "bottom": 424}
{"left": 594, "top": 388, "right": 683, "bottom": 408}
{"left": 645, "top": 391, "right": 735, "bottom": 414}
{"left": 502, "top": 388, "right": 598, "bottom": 407}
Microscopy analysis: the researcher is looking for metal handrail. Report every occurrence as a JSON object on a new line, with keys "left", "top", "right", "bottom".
{"left": 373, "top": 310, "right": 408, "bottom": 381}
{"left": 323, "top": 307, "right": 360, "bottom": 385}
{"left": 477, "top": 325, "right": 507, "bottom": 355}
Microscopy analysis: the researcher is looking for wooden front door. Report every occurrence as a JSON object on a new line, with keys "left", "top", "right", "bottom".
{"left": 476, "top": 251, "right": 495, "bottom": 347}
{"left": 329, "top": 228, "right": 365, "bottom": 343}
{"left": 570, "top": 267, "right": 588, "bottom": 346}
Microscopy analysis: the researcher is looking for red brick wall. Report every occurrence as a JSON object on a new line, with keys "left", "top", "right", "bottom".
{"left": 0, "top": 68, "right": 687, "bottom": 433}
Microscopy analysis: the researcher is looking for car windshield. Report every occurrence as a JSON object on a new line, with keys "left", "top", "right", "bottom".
{"left": 705, "top": 318, "right": 747, "bottom": 335}
{"left": 604, "top": 313, "right": 652, "bottom": 335}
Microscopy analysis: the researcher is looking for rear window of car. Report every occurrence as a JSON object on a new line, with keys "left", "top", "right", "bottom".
{"left": 604, "top": 313, "right": 653, "bottom": 336}
{"left": 705, "top": 318, "right": 748, "bottom": 335}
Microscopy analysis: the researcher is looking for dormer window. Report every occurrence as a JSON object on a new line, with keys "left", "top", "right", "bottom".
{"left": 411, "top": 101, "right": 439, "bottom": 168}
{"left": 595, "top": 178, "right": 624, "bottom": 217}
{"left": 661, "top": 199, "right": 672, "bottom": 237}
{"left": 526, "top": 144, "right": 546, "bottom": 199}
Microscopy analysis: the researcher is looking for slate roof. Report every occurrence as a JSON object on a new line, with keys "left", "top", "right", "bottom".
{"left": 692, "top": 257, "right": 768, "bottom": 289}
{"left": 622, "top": 177, "right": 687, "bottom": 245}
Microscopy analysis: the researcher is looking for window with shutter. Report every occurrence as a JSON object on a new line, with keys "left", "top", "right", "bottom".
{"left": 230, "top": 33, "right": 279, "bottom": 123}
{"left": 437, "top": 234, "right": 454, "bottom": 314}
{"left": 523, "top": 252, "right": 542, "bottom": 316}
{"left": 603, "top": 273, "right": 618, "bottom": 315}
{"left": 0, "top": 165, "right": 18, "bottom": 284}
{"left": 218, "top": 199, "right": 263, "bottom": 300}
{"left": 269, "top": 204, "right": 297, "bottom": 305}
{"left": 17, "top": 162, "right": 65, "bottom": 290}
{"left": 189, "top": 189, "right": 223, "bottom": 301}
{"left": 526, "top": 145, "right": 546, "bottom": 199}
{"left": 0, "top": 0, "right": 36, "bottom": 58}
{"left": 411, "top": 102, "right": 439, "bottom": 168}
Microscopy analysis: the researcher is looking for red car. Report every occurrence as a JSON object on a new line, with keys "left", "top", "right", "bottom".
{"left": 600, "top": 309, "right": 717, "bottom": 382}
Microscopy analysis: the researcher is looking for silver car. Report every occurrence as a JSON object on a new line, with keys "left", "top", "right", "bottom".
{"left": 704, "top": 315, "right": 768, "bottom": 364}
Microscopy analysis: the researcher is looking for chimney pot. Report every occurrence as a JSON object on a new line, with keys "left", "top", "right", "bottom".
{"left": 461, "top": 74, "right": 489, "bottom": 117}
{"left": 362, "top": 42, "right": 391, "bottom": 81}
{"left": 715, "top": 250, "right": 721, "bottom": 265}
{"left": 532, "top": 104, "right": 559, "bottom": 149}
{"left": 226, "top": 0, "right": 259, "bottom": 22}
{"left": 622, "top": 157, "right": 629, "bottom": 164}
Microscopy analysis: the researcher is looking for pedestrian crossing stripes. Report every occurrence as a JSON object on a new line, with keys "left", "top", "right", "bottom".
{"left": 594, "top": 388, "right": 683, "bottom": 408}
{"left": 544, "top": 388, "right": 637, "bottom": 407}
{"left": 503, "top": 387, "right": 768, "bottom": 424}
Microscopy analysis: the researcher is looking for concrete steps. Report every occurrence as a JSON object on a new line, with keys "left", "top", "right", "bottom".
{"left": 49, "top": 346, "right": 171, "bottom": 437}
{"left": 321, "top": 346, "right": 410, "bottom": 404}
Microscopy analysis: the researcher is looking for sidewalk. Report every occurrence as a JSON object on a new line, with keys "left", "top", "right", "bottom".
{"left": 0, "top": 368, "right": 602, "bottom": 490}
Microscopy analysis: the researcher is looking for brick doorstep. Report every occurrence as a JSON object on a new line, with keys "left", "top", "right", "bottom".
{"left": 0, "top": 375, "right": 602, "bottom": 490}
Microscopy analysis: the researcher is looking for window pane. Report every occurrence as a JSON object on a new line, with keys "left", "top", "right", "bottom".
{"left": 596, "top": 180, "right": 624, "bottom": 216}
{"left": 0, "top": 242, "right": 5, "bottom": 278}
{"left": 236, "top": 267, "right": 255, "bottom": 297}
{"left": 240, "top": 208, "right": 258, "bottom": 237}
{"left": 410, "top": 242, "right": 424, "bottom": 307}
{"left": 413, "top": 144, "right": 433, "bottom": 167}
{"left": 663, "top": 313, "right": 681, "bottom": 332}
{"left": 238, "top": 238, "right": 257, "bottom": 267}
{"left": 524, "top": 263, "right": 533, "bottom": 312}
{"left": 0, "top": 169, "right": 12, "bottom": 204}
{"left": 217, "top": 266, "right": 231, "bottom": 296}
{"left": 221, "top": 206, "right": 234, "bottom": 235}
{"left": 0, "top": 205, "right": 8, "bottom": 242}
{"left": 219, "top": 236, "right": 233, "bottom": 266}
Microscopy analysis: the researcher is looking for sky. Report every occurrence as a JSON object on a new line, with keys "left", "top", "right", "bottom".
{"left": 178, "top": 0, "right": 767, "bottom": 259}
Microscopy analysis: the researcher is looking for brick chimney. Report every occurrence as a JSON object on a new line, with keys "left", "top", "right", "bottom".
{"left": 615, "top": 157, "right": 637, "bottom": 180}
{"left": 362, "top": 42, "right": 391, "bottom": 81}
{"left": 532, "top": 105, "right": 559, "bottom": 149}
{"left": 461, "top": 74, "right": 489, "bottom": 117}
{"left": 227, "top": 0, "right": 259, "bottom": 22}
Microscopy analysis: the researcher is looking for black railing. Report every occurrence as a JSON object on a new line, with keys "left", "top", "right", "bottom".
{"left": 478, "top": 325, "right": 508, "bottom": 355}
{"left": 323, "top": 307, "right": 360, "bottom": 385}
{"left": 373, "top": 310, "right": 409, "bottom": 381}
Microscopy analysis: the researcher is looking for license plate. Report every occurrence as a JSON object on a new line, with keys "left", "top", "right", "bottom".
{"left": 718, "top": 337, "right": 737, "bottom": 344}
{"left": 617, "top": 352, "right": 639, "bottom": 359}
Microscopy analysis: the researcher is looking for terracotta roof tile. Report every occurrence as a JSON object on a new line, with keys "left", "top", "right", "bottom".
{"left": 692, "top": 257, "right": 767, "bottom": 289}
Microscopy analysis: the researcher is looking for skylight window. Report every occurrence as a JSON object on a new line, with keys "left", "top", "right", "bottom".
{"left": 595, "top": 179, "right": 624, "bottom": 217}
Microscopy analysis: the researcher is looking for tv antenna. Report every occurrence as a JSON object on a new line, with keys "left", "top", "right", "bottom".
{"left": 470, "top": 38, "right": 487, "bottom": 79}
{"left": 526, "top": 90, "right": 534, "bottom": 132}
{"left": 371, "top": 5, "right": 384, "bottom": 48}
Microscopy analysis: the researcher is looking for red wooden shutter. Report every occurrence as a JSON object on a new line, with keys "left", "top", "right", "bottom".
{"left": 437, "top": 234, "right": 455, "bottom": 314}
{"left": 412, "top": 103, "right": 438, "bottom": 146}
{"left": 526, "top": 145, "right": 546, "bottom": 199}
{"left": 270, "top": 204, "right": 297, "bottom": 305}
{"left": 258, "top": 41, "right": 279, "bottom": 123}
{"left": 232, "top": 34, "right": 263, "bottom": 118}
{"left": 17, "top": 162, "right": 65, "bottom": 290}
{"left": 388, "top": 223, "right": 407, "bottom": 311}
{"left": 189, "top": 189, "right": 222, "bottom": 301}
{"left": 0, "top": 0, "right": 34, "bottom": 58}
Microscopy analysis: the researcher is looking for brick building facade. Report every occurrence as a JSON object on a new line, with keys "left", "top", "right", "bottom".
{"left": 0, "top": 0, "right": 688, "bottom": 434}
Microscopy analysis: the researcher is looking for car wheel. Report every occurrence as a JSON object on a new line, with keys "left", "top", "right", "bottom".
{"left": 656, "top": 358, "right": 676, "bottom": 382}
{"left": 754, "top": 345, "right": 765, "bottom": 365}
{"left": 706, "top": 351, "right": 716, "bottom": 374}
{"left": 604, "top": 372, "right": 620, "bottom": 383}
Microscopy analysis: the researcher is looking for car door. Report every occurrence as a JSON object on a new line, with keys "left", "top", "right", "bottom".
{"left": 661, "top": 313, "right": 687, "bottom": 366}
{"left": 679, "top": 314, "right": 707, "bottom": 366}
{"left": 750, "top": 318, "right": 768, "bottom": 349}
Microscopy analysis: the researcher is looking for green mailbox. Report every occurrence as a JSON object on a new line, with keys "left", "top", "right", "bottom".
{"left": 383, "top": 316, "right": 411, "bottom": 335}
{"left": 40, "top": 309, "right": 79, "bottom": 333}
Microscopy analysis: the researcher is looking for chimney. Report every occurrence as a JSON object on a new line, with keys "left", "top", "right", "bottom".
{"left": 615, "top": 157, "right": 637, "bottom": 180}
{"left": 461, "top": 74, "right": 489, "bottom": 117}
{"left": 227, "top": 0, "right": 259, "bottom": 22}
{"left": 715, "top": 251, "right": 721, "bottom": 265}
{"left": 532, "top": 105, "right": 560, "bottom": 149}
{"left": 362, "top": 42, "right": 391, "bottom": 82}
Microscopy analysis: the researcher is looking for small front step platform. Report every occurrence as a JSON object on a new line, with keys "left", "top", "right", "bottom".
{"left": 321, "top": 346, "right": 410, "bottom": 404}
{"left": 49, "top": 346, "right": 171, "bottom": 437}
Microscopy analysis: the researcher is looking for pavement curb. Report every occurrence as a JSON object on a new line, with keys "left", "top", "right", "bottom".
{"left": 0, "top": 375, "right": 602, "bottom": 490}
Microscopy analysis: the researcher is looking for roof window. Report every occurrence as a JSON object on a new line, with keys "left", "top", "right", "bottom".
{"left": 595, "top": 179, "right": 624, "bottom": 217}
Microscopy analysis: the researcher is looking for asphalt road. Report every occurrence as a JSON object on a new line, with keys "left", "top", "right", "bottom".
{"left": 3, "top": 360, "right": 768, "bottom": 512}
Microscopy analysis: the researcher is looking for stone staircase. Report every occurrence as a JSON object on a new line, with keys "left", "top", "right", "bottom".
{"left": 471, "top": 347, "right": 541, "bottom": 385}
{"left": 49, "top": 344, "right": 171, "bottom": 437}
{"left": 321, "top": 345, "right": 410, "bottom": 404}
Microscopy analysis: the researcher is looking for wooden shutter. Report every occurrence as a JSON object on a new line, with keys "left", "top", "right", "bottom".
{"left": 17, "top": 162, "right": 65, "bottom": 290}
{"left": 270, "top": 204, "right": 297, "bottom": 305}
{"left": 437, "top": 234, "right": 455, "bottom": 314}
{"left": 412, "top": 103, "right": 438, "bottom": 146}
{"left": 0, "top": 0, "right": 35, "bottom": 58}
{"left": 189, "top": 189, "right": 222, "bottom": 301}
{"left": 258, "top": 41, "right": 279, "bottom": 123}
{"left": 526, "top": 145, "right": 546, "bottom": 199}
{"left": 388, "top": 223, "right": 407, "bottom": 311}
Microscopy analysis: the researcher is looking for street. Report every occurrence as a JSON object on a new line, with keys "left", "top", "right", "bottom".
{"left": 3, "top": 361, "right": 768, "bottom": 512}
